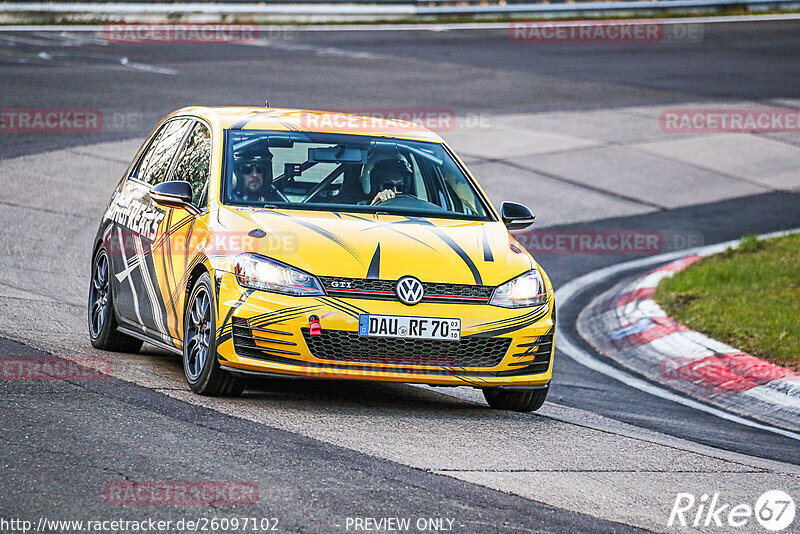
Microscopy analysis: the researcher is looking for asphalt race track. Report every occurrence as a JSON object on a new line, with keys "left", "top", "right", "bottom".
{"left": 1, "top": 18, "right": 799, "bottom": 533}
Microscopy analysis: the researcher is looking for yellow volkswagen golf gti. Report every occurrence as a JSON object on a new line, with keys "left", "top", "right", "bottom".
{"left": 89, "top": 107, "right": 554, "bottom": 411}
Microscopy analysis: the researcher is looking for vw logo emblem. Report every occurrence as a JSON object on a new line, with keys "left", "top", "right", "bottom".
{"left": 396, "top": 276, "right": 424, "bottom": 306}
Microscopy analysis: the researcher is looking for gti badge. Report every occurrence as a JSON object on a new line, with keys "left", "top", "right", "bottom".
{"left": 329, "top": 280, "right": 353, "bottom": 289}
{"left": 396, "top": 276, "right": 424, "bottom": 306}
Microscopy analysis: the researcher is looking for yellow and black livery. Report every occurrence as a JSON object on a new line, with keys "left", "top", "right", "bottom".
{"left": 89, "top": 107, "right": 555, "bottom": 411}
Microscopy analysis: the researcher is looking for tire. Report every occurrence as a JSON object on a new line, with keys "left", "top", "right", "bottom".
{"left": 483, "top": 387, "right": 548, "bottom": 412}
{"left": 183, "top": 272, "right": 245, "bottom": 397}
{"left": 88, "top": 246, "right": 144, "bottom": 353}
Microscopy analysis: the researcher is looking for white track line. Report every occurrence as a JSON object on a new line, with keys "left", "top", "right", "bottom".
{"left": 555, "top": 228, "right": 800, "bottom": 441}
{"left": 2, "top": 14, "right": 800, "bottom": 32}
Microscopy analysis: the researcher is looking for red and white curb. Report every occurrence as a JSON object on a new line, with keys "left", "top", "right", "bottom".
{"left": 576, "top": 243, "right": 800, "bottom": 433}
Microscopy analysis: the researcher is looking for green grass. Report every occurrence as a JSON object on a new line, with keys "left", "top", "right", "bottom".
{"left": 654, "top": 232, "right": 800, "bottom": 372}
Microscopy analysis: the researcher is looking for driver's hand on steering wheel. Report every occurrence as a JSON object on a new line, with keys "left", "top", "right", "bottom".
{"left": 370, "top": 188, "right": 396, "bottom": 205}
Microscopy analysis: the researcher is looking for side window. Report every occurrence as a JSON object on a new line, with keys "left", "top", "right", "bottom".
{"left": 408, "top": 153, "right": 428, "bottom": 201}
{"left": 440, "top": 161, "right": 485, "bottom": 217}
{"left": 173, "top": 122, "right": 212, "bottom": 207}
{"left": 136, "top": 118, "right": 192, "bottom": 186}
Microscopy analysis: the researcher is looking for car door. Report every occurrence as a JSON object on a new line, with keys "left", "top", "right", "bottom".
{"left": 153, "top": 119, "right": 214, "bottom": 344}
{"left": 107, "top": 117, "right": 193, "bottom": 344}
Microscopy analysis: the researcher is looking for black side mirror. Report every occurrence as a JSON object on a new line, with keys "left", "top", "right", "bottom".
{"left": 500, "top": 201, "right": 535, "bottom": 230}
{"left": 150, "top": 181, "right": 200, "bottom": 216}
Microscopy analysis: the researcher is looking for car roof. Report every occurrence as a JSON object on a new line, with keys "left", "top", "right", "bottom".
{"left": 168, "top": 106, "right": 445, "bottom": 144}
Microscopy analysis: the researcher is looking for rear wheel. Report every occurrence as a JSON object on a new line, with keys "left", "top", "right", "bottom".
{"left": 88, "top": 246, "right": 143, "bottom": 353}
{"left": 483, "top": 387, "right": 548, "bottom": 412}
{"left": 183, "top": 272, "right": 245, "bottom": 397}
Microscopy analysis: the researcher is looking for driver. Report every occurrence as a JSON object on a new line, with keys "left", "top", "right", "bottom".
{"left": 232, "top": 153, "right": 276, "bottom": 203}
{"left": 360, "top": 157, "right": 413, "bottom": 206}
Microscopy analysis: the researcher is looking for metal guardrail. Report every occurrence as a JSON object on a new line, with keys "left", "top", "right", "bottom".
{"left": 419, "top": 0, "right": 800, "bottom": 14}
{"left": 1, "top": 0, "right": 797, "bottom": 16}
{"left": 0, "top": 0, "right": 655, "bottom": 3}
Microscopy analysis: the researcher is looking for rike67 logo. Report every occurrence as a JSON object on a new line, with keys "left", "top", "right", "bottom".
{"left": 668, "top": 490, "right": 795, "bottom": 531}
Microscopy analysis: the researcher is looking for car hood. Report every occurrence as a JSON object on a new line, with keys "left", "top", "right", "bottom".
{"left": 217, "top": 206, "right": 535, "bottom": 286}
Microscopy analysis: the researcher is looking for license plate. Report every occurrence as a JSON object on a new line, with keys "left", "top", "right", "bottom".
{"left": 358, "top": 314, "right": 461, "bottom": 341}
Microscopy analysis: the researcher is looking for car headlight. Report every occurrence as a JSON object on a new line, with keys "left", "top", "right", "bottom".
{"left": 490, "top": 269, "right": 548, "bottom": 308}
{"left": 233, "top": 254, "right": 325, "bottom": 296}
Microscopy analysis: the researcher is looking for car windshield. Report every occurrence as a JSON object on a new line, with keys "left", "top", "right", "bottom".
{"left": 222, "top": 130, "right": 491, "bottom": 220}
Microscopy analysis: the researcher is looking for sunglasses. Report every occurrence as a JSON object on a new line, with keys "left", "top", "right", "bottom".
{"left": 240, "top": 164, "right": 263, "bottom": 175}
{"left": 380, "top": 180, "right": 404, "bottom": 191}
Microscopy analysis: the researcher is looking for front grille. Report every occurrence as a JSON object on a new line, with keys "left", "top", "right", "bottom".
{"left": 319, "top": 276, "right": 494, "bottom": 305}
{"left": 232, "top": 317, "right": 301, "bottom": 361}
{"left": 301, "top": 328, "right": 511, "bottom": 368}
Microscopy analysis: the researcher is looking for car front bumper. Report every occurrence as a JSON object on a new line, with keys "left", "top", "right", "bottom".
{"left": 213, "top": 272, "right": 554, "bottom": 388}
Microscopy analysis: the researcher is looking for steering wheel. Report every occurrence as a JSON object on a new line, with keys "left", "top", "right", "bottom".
{"left": 372, "top": 194, "right": 432, "bottom": 209}
{"left": 372, "top": 192, "right": 405, "bottom": 205}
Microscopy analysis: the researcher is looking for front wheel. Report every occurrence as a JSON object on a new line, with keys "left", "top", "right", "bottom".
{"left": 483, "top": 387, "right": 548, "bottom": 412}
{"left": 183, "top": 272, "right": 245, "bottom": 397}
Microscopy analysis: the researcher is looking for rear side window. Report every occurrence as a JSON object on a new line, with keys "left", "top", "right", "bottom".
{"left": 135, "top": 118, "right": 192, "bottom": 185}
{"left": 172, "top": 121, "right": 212, "bottom": 207}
